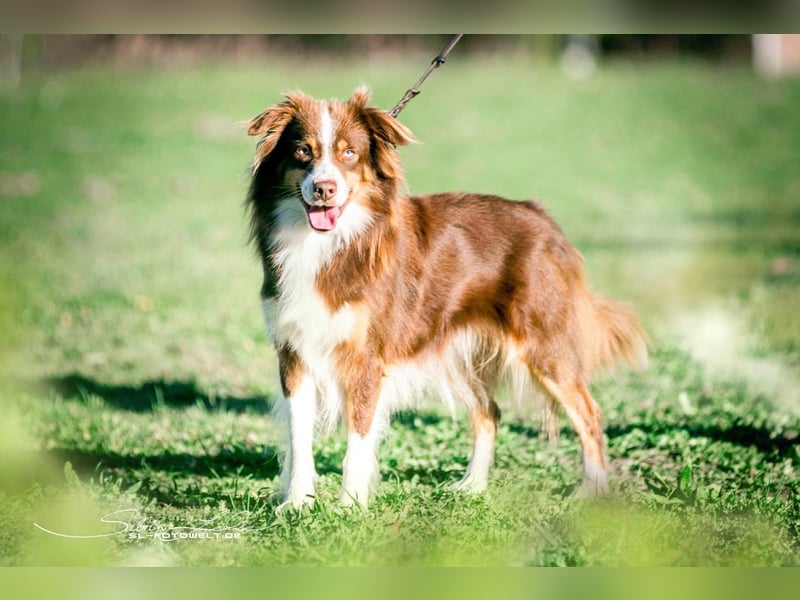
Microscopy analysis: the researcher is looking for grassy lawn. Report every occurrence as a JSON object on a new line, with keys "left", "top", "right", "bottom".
{"left": 1, "top": 55, "right": 799, "bottom": 566}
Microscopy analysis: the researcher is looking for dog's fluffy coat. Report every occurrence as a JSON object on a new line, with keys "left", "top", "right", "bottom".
{"left": 245, "top": 88, "right": 647, "bottom": 508}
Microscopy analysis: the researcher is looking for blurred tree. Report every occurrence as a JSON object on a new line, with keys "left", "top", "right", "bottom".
{"left": 0, "top": 34, "right": 48, "bottom": 88}
{"left": 21, "top": 35, "right": 755, "bottom": 69}
{"left": 0, "top": 34, "right": 23, "bottom": 87}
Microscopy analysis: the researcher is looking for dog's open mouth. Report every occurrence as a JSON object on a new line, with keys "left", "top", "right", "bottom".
{"left": 305, "top": 204, "right": 344, "bottom": 232}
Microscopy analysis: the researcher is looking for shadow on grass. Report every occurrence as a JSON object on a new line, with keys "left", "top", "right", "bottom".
{"left": 383, "top": 461, "right": 467, "bottom": 489}
{"left": 35, "top": 375, "right": 282, "bottom": 506}
{"left": 606, "top": 421, "right": 799, "bottom": 462}
{"left": 42, "top": 373, "right": 273, "bottom": 414}
{"left": 47, "top": 447, "right": 281, "bottom": 480}
{"left": 45, "top": 446, "right": 284, "bottom": 508}
{"left": 499, "top": 415, "right": 797, "bottom": 464}
{"left": 392, "top": 411, "right": 453, "bottom": 428}
{"left": 498, "top": 406, "right": 797, "bottom": 463}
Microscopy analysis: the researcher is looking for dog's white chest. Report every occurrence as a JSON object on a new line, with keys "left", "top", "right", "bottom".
{"left": 268, "top": 293, "right": 357, "bottom": 364}
{"left": 264, "top": 216, "right": 358, "bottom": 375}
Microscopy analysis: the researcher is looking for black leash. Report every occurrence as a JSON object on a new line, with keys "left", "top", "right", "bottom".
{"left": 388, "top": 34, "right": 463, "bottom": 119}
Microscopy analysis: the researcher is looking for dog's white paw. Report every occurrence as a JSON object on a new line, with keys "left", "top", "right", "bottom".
{"left": 574, "top": 474, "right": 610, "bottom": 499}
{"left": 338, "top": 488, "right": 369, "bottom": 509}
{"left": 449, "top": 473, "right": 488, "bottom": 494}
{"left": 276, "top": 489, "right": 316, "bottom": 513}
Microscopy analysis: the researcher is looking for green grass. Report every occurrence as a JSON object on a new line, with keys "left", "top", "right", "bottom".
{"left": 1, "top": 56, "right": 799, "bottom": 566}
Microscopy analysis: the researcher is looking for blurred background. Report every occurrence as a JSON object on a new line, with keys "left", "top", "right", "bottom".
{"left": 2, "top": 34, "right": 799, "bottom": 78}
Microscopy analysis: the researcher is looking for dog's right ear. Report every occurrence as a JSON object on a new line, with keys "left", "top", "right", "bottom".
{"left": 246, "top": 99, "right": 296, "bottom": 172}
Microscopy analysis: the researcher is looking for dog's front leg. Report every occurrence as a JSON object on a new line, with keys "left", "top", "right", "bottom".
{"left": 339, "top": 359, "right": 384, "bottom": 508}
{"left": 276, "top": 346, "right": 319, "bottom": 510}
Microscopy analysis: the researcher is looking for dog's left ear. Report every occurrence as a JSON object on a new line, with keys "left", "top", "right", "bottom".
{"left": 349, "top": 87, "right": 417, "bottom": 180}
{"left": 350, "top": 86, "right": 417, "bottom": 146}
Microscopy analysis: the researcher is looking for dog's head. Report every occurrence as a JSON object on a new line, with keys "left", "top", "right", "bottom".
{"left": 247, "top": 87, "right": 416, "bottom": 233}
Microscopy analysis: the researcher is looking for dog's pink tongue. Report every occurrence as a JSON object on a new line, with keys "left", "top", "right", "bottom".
{"left": 307, "top": 205, "right": 342, "bottom": 231}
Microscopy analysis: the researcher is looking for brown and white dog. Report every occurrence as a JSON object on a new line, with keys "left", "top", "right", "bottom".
{"left": 245, "top": 87, "right": 648, "bottom": 509}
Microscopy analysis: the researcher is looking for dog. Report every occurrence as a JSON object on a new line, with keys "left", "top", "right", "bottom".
{"left": 245, "top": 87, "right": 648, "bottom": 509}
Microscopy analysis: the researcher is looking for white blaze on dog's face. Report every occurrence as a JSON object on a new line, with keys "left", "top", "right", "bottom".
{"left": 247, "top": 88, "right": 416, "bottom": 234}
{"left": 294, "top": 102, "right": 364, "bottom": 232}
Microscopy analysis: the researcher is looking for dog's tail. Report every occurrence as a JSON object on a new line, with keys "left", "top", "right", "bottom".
{"left": 581, "top": 291, "right": 649, "bottom": 375}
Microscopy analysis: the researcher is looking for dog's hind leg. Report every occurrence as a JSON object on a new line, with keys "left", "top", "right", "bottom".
{"left": 530, "top": 368, "right": 609, "bottom": 496}
{"left": 451, "top": 396, "right": 501, "bottom": 493}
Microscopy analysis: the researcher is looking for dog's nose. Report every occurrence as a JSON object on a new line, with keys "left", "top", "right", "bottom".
{"left": 313, "top": 180, "right": 337, "bottom": 202}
